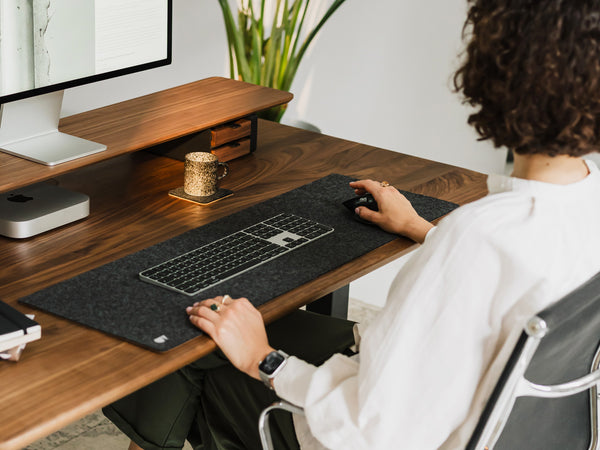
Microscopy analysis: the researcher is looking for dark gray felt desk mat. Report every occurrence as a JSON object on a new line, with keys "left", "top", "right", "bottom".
{"left": 20, "top": 174, "right": 457, "bottom": 351}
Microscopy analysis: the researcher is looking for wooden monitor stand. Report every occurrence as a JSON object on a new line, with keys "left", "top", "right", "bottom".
{"left": 0, "top": 77, "right": 293, "bottom": 193}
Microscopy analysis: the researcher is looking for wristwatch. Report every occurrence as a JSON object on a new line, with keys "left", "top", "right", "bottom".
{"left": 258, "top": 350, "right": 288, "bottom": 389}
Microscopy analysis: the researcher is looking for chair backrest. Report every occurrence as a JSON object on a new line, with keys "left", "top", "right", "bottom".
{"left": 261, "top": 272, "right": 600, "bottom": 450}
{"left": 467, "top": 271, "right": 600, "bottom": 450}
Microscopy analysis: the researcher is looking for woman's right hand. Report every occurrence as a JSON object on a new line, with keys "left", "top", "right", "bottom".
{"left": 349, "top": 180, "right": 433, "bottom": 244}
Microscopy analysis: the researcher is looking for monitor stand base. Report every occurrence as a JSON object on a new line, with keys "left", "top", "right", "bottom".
{"left": 0, "top": 130, "right": 106, "bottom": 166}
{"left": 0, "top": 91, "right": 106, "bottom": 166}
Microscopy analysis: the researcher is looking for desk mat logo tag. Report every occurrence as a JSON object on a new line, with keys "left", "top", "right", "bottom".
{"left": 153, "top": 335, "right": 169, "bottom": 344}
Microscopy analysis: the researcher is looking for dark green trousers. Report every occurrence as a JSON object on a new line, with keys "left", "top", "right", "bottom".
{"left": 103, "top": 309, "right": 355, "bottom": 450}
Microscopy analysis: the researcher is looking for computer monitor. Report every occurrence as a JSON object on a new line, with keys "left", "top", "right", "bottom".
{"left": 0, "top": 0, "right": 172, "bottom": 166}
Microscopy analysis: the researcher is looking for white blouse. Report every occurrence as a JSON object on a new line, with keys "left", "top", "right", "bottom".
{"left": 274, "top": 160, "right": 600, "bottom": 449}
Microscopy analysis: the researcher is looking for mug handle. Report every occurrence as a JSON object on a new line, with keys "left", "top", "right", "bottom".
{"left": 217, "top": 162, "right": 229, "bottom": 180}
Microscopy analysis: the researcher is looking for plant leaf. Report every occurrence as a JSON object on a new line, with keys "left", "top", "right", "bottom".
{"left": 218, "top": 0, "right": 348, "bottom": 121}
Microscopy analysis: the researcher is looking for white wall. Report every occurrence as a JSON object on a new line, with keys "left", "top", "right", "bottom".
{"left": 283, "top": 0, "right": 506, "bottom": 174}
{"left": 61, "top": 0, "right": 507, "bottom": 308}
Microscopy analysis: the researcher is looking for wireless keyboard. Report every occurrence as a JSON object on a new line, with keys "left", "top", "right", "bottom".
{"left": 139, "top": 213, "right": 334, "bottom": 296}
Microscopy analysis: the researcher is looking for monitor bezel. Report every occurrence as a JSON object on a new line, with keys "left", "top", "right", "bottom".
{"left": 0, "top": 0, "right": 173, "bottom": 106}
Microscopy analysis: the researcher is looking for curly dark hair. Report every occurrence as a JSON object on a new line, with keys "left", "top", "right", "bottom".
{"left": 454, "top": 0, "right": 600, "bottom": 156}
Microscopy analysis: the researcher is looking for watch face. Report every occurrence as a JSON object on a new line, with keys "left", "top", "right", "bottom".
{"left": 259, "top": 351, "right": 286, "bottom": 375}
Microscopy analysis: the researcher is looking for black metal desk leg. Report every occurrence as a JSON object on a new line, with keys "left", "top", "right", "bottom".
{"left": 306, "top": 285, "right": 349, "bottom": 319}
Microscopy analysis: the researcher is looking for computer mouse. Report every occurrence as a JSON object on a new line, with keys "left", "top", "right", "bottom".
{"left": 342, "top": 194, "right": 379, "bottom": 224}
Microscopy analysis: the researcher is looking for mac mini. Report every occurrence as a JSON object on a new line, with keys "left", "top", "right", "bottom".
{"left": 0, "top": 183, "right": 89, "bottom": 239}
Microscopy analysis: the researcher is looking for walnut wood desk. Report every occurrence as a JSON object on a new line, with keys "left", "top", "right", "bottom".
{"left": 0, "top": 118, "right": 487, "bottom": 449}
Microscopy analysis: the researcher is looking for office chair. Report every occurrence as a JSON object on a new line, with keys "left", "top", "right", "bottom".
{"left": 259, "top": 271, "right": 600, "bottom": 450}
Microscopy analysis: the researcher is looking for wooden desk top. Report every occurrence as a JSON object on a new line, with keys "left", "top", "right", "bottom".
{"left": 0, "top": 119, "right": 488, "bottom": 449}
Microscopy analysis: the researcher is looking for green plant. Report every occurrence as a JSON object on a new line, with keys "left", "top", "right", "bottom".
{"left": 217, "top": 0, "right": 347, "bottom": 122}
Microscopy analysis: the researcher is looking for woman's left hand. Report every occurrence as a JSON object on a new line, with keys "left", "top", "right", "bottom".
{"left": 186, "top": 295, "right": 274, "bottom": 380}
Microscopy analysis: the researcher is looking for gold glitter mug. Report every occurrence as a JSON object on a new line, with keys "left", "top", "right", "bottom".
{"left": 183, "top": 152, "right": 229, "bottom": 197}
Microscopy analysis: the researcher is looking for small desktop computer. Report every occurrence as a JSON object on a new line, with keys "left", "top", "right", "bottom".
{"left": 0, "top": 183, "right": 89, "bottom": 239}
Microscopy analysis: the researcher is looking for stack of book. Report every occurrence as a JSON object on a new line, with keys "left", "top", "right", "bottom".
{"left": 0, "top": 300, "right": 41, "bottom": 358}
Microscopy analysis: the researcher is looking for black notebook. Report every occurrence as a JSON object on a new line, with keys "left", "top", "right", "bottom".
{"left": 0, "top": 300, "right": 41, "bottom": 353}
{"left": 20, "top": 174, "right": 458, "bottom": 351}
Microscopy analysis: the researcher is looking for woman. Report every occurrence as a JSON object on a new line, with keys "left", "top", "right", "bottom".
{"left": 106, "top": 0, "right": 600, "bottom": 448}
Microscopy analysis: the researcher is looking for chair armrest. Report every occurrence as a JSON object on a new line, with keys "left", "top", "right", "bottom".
{"left": 259, "top": 400, "right": 305, "bottom": 450}
{"left": 517, "top": 368, "right": 600, "bottom": 399}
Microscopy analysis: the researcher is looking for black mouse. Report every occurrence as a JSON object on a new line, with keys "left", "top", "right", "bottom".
{"left": 342, "top": 194, "right": 379, "bottom": 224}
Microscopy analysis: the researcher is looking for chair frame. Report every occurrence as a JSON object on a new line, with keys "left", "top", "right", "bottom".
{"left": 468, "top": 315, "right": 600, "bottom": 450}
{"left": 259, "top": 399, "right": 305, "bottom": 450}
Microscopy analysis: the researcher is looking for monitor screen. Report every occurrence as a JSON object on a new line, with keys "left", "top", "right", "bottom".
{"left": 0, "top": 0, "right": 172, "bottom": 165}
{"left": 0, "top": 0, "right": 172, "bottom": 103}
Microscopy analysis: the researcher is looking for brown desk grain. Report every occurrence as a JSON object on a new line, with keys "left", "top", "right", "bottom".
{"left": 0, "top": 119, "right": 487, "bottom": 449}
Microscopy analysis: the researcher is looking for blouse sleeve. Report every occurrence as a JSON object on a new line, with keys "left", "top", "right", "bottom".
{"left": 274, "top": 210, "right": 507, "bottom": 449}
